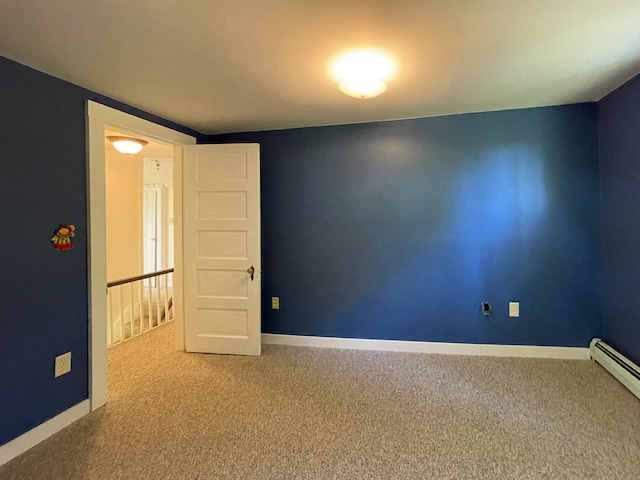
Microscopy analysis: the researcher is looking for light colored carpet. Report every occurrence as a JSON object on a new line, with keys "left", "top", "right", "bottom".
{"left": 2, "top": 324, "right": 639, "bottom": 479}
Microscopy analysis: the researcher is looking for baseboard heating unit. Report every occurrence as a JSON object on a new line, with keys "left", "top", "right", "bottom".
{"left": 590, "top": 338, "right": 640, "bottom": 400}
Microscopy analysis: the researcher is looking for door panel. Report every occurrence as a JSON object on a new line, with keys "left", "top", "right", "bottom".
{"left": 183, "top": 144, "right": 260, "bottom": 355}
{"left": 197, "top": 231, "right": 248, "bottom": 259}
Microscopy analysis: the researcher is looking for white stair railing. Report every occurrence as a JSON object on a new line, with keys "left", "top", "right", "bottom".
{"left": 107, "top": 269, "right": 174, "bottom": 348}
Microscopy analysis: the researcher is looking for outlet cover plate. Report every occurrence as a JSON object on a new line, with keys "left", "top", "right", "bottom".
{"left": 271, "top": 297, "right": 280, "bottom": 310}
{"left": 509, "top": 302, "right": 520, "bottom": 317}
{"left": 55, "top": 352, "right": 72, "bottom": 378}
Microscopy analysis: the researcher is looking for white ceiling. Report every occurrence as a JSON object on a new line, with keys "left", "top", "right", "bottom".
{"left": 1, "top": 1, "right": 640, "bottom": 135}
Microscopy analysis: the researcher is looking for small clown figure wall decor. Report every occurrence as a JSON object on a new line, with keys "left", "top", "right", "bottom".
{"left": 51, "top": 224, "right": 75, "bottom": 251}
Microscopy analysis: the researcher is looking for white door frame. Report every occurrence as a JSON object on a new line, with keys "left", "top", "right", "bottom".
{"left": 87, "top": 101, "right": 197, "bottom": 410}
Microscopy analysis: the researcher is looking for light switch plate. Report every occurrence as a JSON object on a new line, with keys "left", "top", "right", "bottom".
{"left": 509, "top": 302, "right": 519, "bottom": 317}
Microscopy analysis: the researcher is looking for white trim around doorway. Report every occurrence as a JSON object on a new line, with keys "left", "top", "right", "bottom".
{"left": 87, "top": 101, "right": 196, "bottom": 411}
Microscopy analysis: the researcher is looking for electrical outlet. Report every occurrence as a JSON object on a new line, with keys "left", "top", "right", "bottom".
{"left": 271, "top": 297, "right": 280, "bottom": 310}
{"left": 509, "top": 302, "right": 520, "bottom": 317}
{"left": 55, "top": 352, "right": 72, "bottom": 378}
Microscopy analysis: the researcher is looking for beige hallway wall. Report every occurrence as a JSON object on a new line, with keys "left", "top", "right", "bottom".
{"left": 105, "top": 149, "right": 143, "bottom": 282}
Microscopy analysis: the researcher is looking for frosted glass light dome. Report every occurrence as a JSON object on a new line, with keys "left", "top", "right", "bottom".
{"left": 107, "top": 136, "right": 149, "bottom": 154}
{"left": 330, "top": 49, "right": 396, "bottom": 99}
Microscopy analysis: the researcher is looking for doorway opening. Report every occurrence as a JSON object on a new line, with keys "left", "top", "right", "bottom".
{"left": 104, "top": 131, "right": 175, "bottom": 347}
{"left": 87, "top": 101, "right": 197, "bottom": 411}
{"left": 89, "top": 103, "right": 262, "bottom": 411}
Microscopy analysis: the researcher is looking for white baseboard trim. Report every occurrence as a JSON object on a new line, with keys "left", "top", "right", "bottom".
{"left": 262, "top": 334, "right": 590, "bottom": 360}
{"left": 0, "top": 399, "right": 90, "bottom": 467}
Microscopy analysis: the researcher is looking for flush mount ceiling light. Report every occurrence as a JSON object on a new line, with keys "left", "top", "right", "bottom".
{"left": 330, "top": 49, "right": 397, "bottom": 99}
{"left": 106, "top": 135, "right": 149, "bottom": 155}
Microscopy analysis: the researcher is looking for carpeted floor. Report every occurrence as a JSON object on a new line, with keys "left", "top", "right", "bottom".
{"left": 2, "top": 323, "right": 640, "bottom": 479}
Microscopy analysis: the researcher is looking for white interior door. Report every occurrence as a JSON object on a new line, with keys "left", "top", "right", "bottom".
{"left": 143, "top": 184, "right": 169, "bottom": 286}
{"left": 143, "top": 187, "right": 159, "bottom": 275}
{"left": 183, "top": 144, "right": 261, "bottom": 355}
{"left": 143, "top": 185, "right": 159, "bottom": 286}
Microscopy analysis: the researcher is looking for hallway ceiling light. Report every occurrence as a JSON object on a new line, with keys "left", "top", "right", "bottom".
{"left": 330, "top": 49, "right": 396, "bottom": 99}
{"left": 107, "top": 135, "right": 149, "bottom": 154}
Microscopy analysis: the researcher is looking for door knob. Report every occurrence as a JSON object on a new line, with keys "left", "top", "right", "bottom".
{"left": 247, "top": 265, "right": 255, "bottom": 281}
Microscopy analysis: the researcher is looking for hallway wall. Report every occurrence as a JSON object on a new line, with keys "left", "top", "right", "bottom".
{"left": 106, "top": 149, "right": 143, "bottom": 281}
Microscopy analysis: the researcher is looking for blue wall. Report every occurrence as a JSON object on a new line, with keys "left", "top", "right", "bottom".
{"left": 599, "top": 73, "right": 640, "bottom": 366}
{"left": 210, "top": 104, "right": 602, "bottom": 347}
{"left": 0, "top": 55, "right": 202, "bottom": 446}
